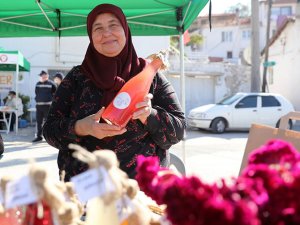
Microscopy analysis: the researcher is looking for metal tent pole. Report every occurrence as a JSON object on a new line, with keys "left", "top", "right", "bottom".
{"left": 15, "top": 55, "right": 19, "bottom": 134}
{"left": 179, "top": 33, "right": 185, "bottom": 115}
{"left": 179, "top": 31, "right": 186, "bottom": 165}
{"left": 177, "top": 4, "right": 189, "bottom": 165}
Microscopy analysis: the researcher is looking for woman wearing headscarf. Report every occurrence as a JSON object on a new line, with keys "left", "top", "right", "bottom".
{"left": 43, "top": 3, "right": 186, "bottom": 181}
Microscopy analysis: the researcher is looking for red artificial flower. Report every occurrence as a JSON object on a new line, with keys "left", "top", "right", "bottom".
{"left": 136, "top": 139, "right": 300, "bottom": 225}
{"left": 136, "top": 156, "right": 259, "bottom": 225}
{"left": 247, "top": 139, "right": 299, "bottom": 167}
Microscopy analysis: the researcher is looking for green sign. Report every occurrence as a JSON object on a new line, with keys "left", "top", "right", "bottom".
{"left": 263, "top": 61, "right": 276, "bottom": 67}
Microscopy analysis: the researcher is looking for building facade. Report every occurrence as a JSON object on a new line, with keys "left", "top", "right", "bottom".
{"left": 264, "top": 16, "right": 300, "bottom": 110}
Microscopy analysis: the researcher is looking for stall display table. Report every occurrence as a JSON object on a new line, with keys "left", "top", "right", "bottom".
{"left": 0, "top": 106, "right": 18, "bottom": 134}
{"left": 28, "top": 107, "right": 36, "bottom": 126}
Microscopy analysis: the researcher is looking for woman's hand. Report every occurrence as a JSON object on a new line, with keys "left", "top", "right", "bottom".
{"left": 75, "top": 107, "right": 127, "bottom": 139}
{"left": 132, "top": 93, "right": 153, "bottom": 125}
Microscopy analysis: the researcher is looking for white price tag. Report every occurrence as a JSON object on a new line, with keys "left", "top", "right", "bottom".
{"left": 71, "top": 166, "right": 115, "bottom": 203}
{"left": 5, "top": 175, "right": 38, "bottom": 209}
{"left": 160, "top": 215, "right": 172, "bottom": 225}
{"left": 116, "top": 195, "right": 134, "bottom": 223}
{"left": 0, "top": 186, "right": 4, "bottom": 204}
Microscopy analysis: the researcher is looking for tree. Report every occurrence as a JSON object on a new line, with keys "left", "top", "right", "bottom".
{"left": 187, "top": 34, "right": 203, "bottom": 51}
{"left": 170, "top": 33, "right": 203, "bottom": 50}
{"left": 170, "top": 36, "right": 179, "bottom": 49}
{"left": 226, "top": 3, "right": 250, "bottom": 17}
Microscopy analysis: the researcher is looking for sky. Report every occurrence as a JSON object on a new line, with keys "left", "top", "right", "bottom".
{"left": 199, "top": 0, "right": 251, "bottom": 16}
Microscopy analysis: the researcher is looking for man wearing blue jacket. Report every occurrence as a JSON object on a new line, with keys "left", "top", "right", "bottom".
{"left": 32, "top": 70, "right": 57, "bottom": 142}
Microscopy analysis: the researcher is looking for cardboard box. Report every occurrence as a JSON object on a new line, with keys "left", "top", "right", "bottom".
{"left": 239, "top": 111, "right": 300, "bottom": 174}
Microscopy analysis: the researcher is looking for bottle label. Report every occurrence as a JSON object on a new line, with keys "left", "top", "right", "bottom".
{"left": 113, "top": 92, "right": 131, "bottom": 109}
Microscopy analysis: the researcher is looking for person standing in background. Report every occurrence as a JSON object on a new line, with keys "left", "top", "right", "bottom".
{"left": 32, "top": 70, "right": 56, "bottom": 142}
{"left": 53, "top": 72, "right": 64, "bottom": 87}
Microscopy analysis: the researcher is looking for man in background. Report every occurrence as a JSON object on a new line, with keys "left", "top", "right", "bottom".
{"left": 32, "top": 70, "right": 56, "bottom": 142}
{"left": 53, "top": 72, "right": 64, "bottom": 87}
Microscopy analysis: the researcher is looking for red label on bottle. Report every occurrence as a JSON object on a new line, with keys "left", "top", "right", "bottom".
{"left": 113, "top": 92, "right": 131, "bottom": 109}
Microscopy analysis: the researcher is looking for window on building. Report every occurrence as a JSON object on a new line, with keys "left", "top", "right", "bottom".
{"left": 221, "top": 31, "right": 233, "bottom": 42}
{"left": 271, "top": 7, "right": 280, "bottom": 19}
{"left": 227, "top": 51, "right": 233, "bottom": 59}
{"left": 242, "top": 30, "right": 251, "bottom": 40}
{"left": 271, "top": 6, "right": 292, "bottom": 20}
{"left": 280, "top": 7, "right": 292, "bottom": 16}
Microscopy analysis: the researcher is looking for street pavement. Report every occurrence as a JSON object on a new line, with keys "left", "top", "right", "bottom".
{"left": 0, "top": 125, "right": 59, "bottom": 181}
{"left": 0, "top": 125, "right": 255, "bottom": 184}
{"left": 171, "top": 129, "right": 248, "bottom": 183}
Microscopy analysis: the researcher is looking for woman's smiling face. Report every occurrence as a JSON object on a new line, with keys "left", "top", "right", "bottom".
{"left": 92, "top": 13, "right": 126, "bottom": 57}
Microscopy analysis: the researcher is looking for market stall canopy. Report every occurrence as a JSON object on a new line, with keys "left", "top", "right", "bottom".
{"left": 0, "top": 0, "right": 209, "bottom": 37}
{"left": 0, "top": 51, "right": 30, "bottom": 71}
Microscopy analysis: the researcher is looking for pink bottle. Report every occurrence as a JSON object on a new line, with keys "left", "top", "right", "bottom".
{"left": 102, "top": 52, "right": 166, "bottom": 128}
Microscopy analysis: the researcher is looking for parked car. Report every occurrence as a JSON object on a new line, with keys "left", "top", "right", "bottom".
{"left": 187, "top": 92, "right": 295, "bottom": 133}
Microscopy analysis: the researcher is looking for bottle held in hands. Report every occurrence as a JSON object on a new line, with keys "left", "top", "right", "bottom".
{"left": 102, "top": 51, "right": 168, "bottom": 128}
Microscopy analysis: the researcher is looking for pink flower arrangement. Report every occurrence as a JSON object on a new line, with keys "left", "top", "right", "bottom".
{"left": 136, "top": 139, "right": 300, "bottom": 225}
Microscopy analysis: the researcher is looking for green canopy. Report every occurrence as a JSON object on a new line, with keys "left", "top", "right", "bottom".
{"left": 0, "top": 50, "right": 30, "bottom": 71}
{"left": 0, "top": 50, "right": 30, "bottom": 134}
{"left": 0, "top": 0, "right": 209, "bottom": 37}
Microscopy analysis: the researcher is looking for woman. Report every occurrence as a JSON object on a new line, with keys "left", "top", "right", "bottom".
{"left": 43, "top": 3, "right": 186, "bottom": 181}
{"left": 3, "top": 91, "right": 23, "bottom": 132}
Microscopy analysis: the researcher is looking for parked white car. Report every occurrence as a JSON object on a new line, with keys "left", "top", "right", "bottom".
{"left": 187, "top": 92, "right": 295, "bottom": 133}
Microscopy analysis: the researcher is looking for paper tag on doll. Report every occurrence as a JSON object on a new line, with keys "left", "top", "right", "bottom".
{"left": 116, "top": 195, "right": 134, "bottom": 223}
{"left": 0, "top": 186, "right": 4, "bottom": 204}
{"left": 159, "top": 215, "right": 172, "bottom": 225}
{"left": 71, "top": 166, "right": 115, "bottom": 203}
{"left": 5, "top": 175, "right": 38, "bottom": 209}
